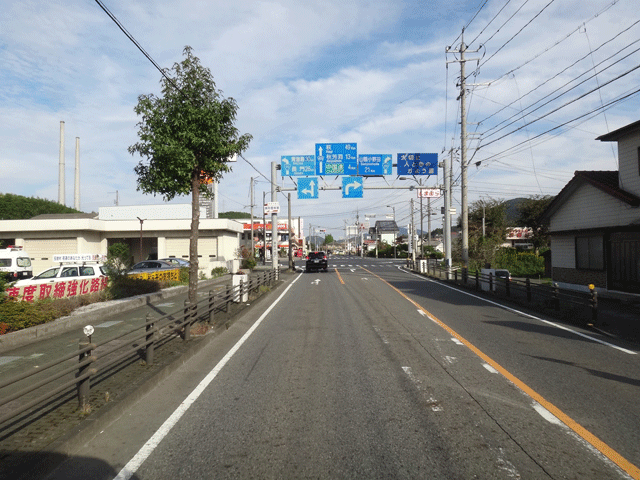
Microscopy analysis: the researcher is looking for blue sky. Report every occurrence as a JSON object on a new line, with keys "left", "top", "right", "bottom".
{"left": 1, "top": 0, "right": 638, "bottom": 238}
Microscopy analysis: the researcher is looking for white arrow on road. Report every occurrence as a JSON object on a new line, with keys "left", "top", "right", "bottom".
{"left": 311, "top": 279, "right": 321, "bottom": 285}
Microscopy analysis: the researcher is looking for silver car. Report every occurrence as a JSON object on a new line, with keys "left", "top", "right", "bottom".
{"left": 128, "top": 260, "right": 178, "bottom": 275}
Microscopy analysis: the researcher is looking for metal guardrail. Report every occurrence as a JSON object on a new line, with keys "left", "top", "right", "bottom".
{"left": 0, "top": 269, "right": 279, "bottom": 427}
{"left": 406, "top": 260, "right": 598, "bottom": 325}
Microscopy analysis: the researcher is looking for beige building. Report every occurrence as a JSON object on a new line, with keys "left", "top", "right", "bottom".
{"left": 0, "top": 204, "right": 244, "bottom": 276}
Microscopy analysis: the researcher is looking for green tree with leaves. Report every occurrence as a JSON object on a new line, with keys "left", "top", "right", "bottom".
{"left": 323, "top": 234, "right": 334, "bottom": 245}
{"left": 129, "top": 47, "right": 251, "bottom": 304}
{"left": 516, "top": 195, "right": 554, "bottom": 253}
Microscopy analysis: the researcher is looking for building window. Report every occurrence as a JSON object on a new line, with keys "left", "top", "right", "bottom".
{"left": 576, "top": 236, "right": 604, "bottom": 270}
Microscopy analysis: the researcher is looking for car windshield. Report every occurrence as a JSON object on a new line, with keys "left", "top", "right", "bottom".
{"left": 17, "top": 257, "right": 31, "bottom": 267}
{"left": 35, "top": 267, "right": 61, "bottom": 279}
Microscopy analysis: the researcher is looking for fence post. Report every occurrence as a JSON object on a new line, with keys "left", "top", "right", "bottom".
{"left": 553, "top": 283, "right": 560, "bottom": 311}
{"left": 505, "top": 277, "right": 510, "bottom": 297}
{"left": 489, "top": 273, "right": 494, "bottom": 293}
{"left": 183, "top": 300, "right": 192, "bottom": 341}
{"left": 526, "top": 278, "right": 531, "bottom": 302}
{"left": 225, "top": 285, "right": 231, "bottom": 313}
{"left": 454, "top": 269, "right": 458, "bottom": 283}
{"left": 474, "top": 270, "right": 479, "bottom": 291}
{"left": 589, "top": 284, "right": 598, "bottom": 326}
{"left": 145, "top": 313, "right": 154, "bottom": 365}
{"left": 240, "top": 278, "right": 245, "bottom": 303}
{"left": 77, "top": 333, "right": 92, "bottom": 409}
{"left": 208, "top": 290, "right": 215, "bottom": 324}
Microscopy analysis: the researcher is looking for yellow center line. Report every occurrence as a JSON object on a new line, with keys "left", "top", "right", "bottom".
{"left": 361, "top": 267, "right": 640, "bottom": 479}
{"left": 335, "top": 268, "right": 345, "bottom": 284}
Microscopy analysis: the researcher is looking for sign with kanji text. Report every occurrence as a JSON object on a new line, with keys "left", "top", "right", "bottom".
{"left": 357, "top": 154, "right": 392, "bottom": 176}
{"left": 264, "top": 202, "right": 280, "bottom": 214}
{"left": 281, "top": 155, "right": 316, "bottom": 176}
{"left": 417, "top": 188, "right": 441, "bottom": 198}
{"left": 397, "top": 153, "right": 438, "bottom": 176}
{"left": 315, "top": 143, "right": 357, "bottom": 176}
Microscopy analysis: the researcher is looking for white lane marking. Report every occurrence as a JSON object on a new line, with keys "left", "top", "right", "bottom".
{"left": 403, "top": 366, "right": 443, "bottom": 412}
{"left": 96, "top": 321, "right": 123, "bottom": 328}
{"left": 114, "top": 273, "right": 303, "bottom": 480}
{"left": 444, "top": 356, "right": 457, "bottom": 364}
{"left": 483, "top": 363, "right": 499, "bottom": 374}
{"left": 401, "top": 269, "right": 637, "bottom": 355}
{"left": 451, "top": 337, "right": 463, "bottom": 346}
{"left": 0, "top": 356, "right": 21, "bottom": 366}
{"left": 417, "top": 310, "right": 426, "bottom": 317}
{"left": 532, "top": 402, "right": 563, "bottom": 426}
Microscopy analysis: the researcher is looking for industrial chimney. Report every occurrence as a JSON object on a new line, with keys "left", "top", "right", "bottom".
{"left": 74, "top": 137, "right": 80, "bottom": 210}
{"left": 58, "top": 121, "right": 65, "bottom": 205}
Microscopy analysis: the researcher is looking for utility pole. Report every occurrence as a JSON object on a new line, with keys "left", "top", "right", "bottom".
{"left": 446, "top": 29, "right": 481, "bottom": 268}
{"left": 288, "top": 193, "right": 294, "bottom": 271}
{"left": 250, "top": 177, "right": 255, "bottom": 259}
{"left": 444, "top": 149, "right": 453, "bottom": 277}
{"left": 262, "top": 191, "right": 267, "bottom": 265}
{"left": 411, "top": 199, "right": 416, "bottom": 263}
{"left": 271, "top": 161, "right": 278, "bottom": 270}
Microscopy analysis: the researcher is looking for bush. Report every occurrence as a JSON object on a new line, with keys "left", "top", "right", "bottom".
{"left": 107, "top": 276, "right": 161, "bottom": 299}
{"left": 241, "top": 256, "right": 257, "bottom": 270}
{"left": 211, "top": 267, "right": 228, "bottom": 278}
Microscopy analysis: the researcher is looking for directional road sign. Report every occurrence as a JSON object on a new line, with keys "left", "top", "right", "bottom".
{"left": 342, "top": 176, "right": 363, "bottom": 198}
{"left": 315, "top": 143, "right": 357, "bottom": 176}
{"left": 281, "top": 155, "right": 316, "bottom": 176}
{"left": 297, "top": 177, "right": 318, "bottom": 199}
{"left": 397, "top": 153, "right": 438, "bottom": 176}
{"left": 358, "top": 154, "right": 393, "bottom": 176}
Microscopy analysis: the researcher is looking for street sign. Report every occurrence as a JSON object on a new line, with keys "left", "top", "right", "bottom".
{"left": 342, "top": 176, "right": 363, "bottom": 198}
{"left": 397, "top": 153, "right": 438, "bottom": 176}
{"left": 417, "top": 188, "right": 441, "bottom": 198}
{"left": 281, "top": 155, "right": 316, "bottom": 176}
{"left": 297, "top": 177, "right": 318, "bottom": 199}
{"left": 264, "top": 202, "right": 280, "bottom": 214}
{"left": 357, "top": 154, "right": 393, "bottom": 176}
{"left": 315, "top": 143, "right": 357, "bottom": 176}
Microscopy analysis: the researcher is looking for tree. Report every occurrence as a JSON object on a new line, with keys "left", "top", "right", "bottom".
{"left": 516, "top": 195, "right": 554, "bottom": 253}
{"left": 323, "top": 234, "right": 334, "bottom": 245}
{"left": 129, "top": 47, "right": 251, "bottom": 304}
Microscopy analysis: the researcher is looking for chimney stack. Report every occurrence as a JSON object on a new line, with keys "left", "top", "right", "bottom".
{"left": 58, "top": 121, "right": 65, "bottom": 205}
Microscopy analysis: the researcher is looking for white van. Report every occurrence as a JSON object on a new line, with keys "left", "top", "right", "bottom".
{"left": 0, "top": 246, "right": 33, "bottom": 281}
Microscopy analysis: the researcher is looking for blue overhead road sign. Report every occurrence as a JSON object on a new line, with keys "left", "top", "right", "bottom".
{"left": 342, "top": 176, "right": 363, "bottom": 198}
{"left": 358, "top": 154, "right": 393, "bottom": 176}
{"left": 397, "top": 153, "right": 438, "bottom": 176}
{"left": 281, "top": 155, "right": 316, "bottom": 176}
{"left": 315, "top": 143, "right": 357, "bottom": 176}
{"left": 297, "top": 177, "right": 318, "bottom": 199}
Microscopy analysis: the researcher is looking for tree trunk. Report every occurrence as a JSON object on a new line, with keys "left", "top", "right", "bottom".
{"left": 189, "top": 170, "right": 200, "bottom": 305}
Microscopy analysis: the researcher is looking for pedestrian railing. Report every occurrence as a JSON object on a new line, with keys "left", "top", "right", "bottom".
{"left": 0, "top": 269, "right": 279, "bottom": 431}
{"left": 406, "top": 260, "right": 598, "bottom": 326}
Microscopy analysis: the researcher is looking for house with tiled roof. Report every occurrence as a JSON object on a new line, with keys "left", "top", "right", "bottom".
{"left": 540, "top": 120, "right": 640, "bottom": 294}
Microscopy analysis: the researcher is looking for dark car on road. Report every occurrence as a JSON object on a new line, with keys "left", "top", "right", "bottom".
{"left": 128, "top": 260, "right": 178, "bottom": 275}
{"left": 306, "top": 251, "right": 328, "bottom": 272}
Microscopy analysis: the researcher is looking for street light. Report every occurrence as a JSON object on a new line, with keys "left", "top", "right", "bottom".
{"left": 386, "top": 205, "right": 396, "bottom": 258}
{"left": 136, "top": 217, "right": 145, "bottom": 262}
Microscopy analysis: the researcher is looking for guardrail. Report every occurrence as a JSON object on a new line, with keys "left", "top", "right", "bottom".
{"left": 0, "top": 269, "right": 279, "bottom": 429}
{"left": 406, "top": 259, "right": 598, "bottom": 326}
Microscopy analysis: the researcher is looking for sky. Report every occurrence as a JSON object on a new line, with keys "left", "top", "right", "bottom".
{"left": 1, "top": 0, "right": 638, "bottom": 239}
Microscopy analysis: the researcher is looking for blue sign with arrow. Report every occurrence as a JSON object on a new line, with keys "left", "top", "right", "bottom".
{"left": 315, "top": 143, "right": 357, "bottom": 176}
{"left": 397, "top": 153, "right": 438, "bottom": 176}
{"left": 342, "top": 176, "right": 363, "bottom": 198}
{"left": 358, "top": 154, "right": 393, "bottom": 176}
{"left": 281, "top": 155, "right": 316, "bottom": 176}
{"left": 297, "top": 177, "right": 318, "bottom": 199}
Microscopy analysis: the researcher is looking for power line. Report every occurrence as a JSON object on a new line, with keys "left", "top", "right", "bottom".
{"left": 94, "top": 0, "right": 180, "bottom": 92}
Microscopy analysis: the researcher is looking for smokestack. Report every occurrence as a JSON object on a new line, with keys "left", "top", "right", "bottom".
{"left": 58, "top": 121, "right": 65, "bottom": 205}
{"left": 74, "top": 137, "right": 80, "bottom": 210}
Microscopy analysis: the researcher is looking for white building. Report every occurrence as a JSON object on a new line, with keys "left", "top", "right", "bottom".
{"left": 0, "top": 204, "right": 244, "bottom": 276}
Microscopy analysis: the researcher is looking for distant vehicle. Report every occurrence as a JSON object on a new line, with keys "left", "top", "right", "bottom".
{"left": 494, "top": 269, "right": 511, "bottom": 281}
{"left": 294, "top": 249, "right": 303, "bottom": 258}
{"left": 128, "top": 260, "right": 178, "bottom": 275}
{"left": 160, "top": 257, "right": 190, "bottom": 267}
{"left": 0, "top": 246, "right": 32, "bottom": 281}
{"left": 305, "top": 251, "right": 328, "bottom": 273}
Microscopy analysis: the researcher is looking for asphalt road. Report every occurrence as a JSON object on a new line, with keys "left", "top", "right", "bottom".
{"left": 46, "top": 258, "right": 640, "bottom": 479}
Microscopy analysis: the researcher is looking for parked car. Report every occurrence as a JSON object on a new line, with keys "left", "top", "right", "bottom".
{"left": 15, "top": 262, "right": 107, "bottom": 286}
{"left": 0, "top": 246, "right": 33, "bottom": 281}
{"left": 128, "top": 260, "right": 178, "bottom": 275}
{"left": 160, "top": 257, "right": 190, "bottom": 267}
{"left": 305, "top": 251, "right": 328, "bottom": 272}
